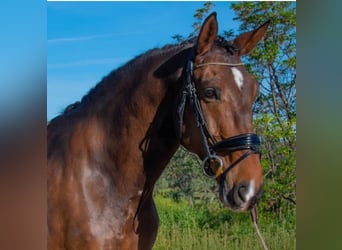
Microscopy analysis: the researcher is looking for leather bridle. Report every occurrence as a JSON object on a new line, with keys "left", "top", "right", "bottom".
{"left": 176, "top": 59, "right": 261, "bottom": 179}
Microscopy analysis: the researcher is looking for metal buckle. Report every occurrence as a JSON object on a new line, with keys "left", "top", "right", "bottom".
{"left": 202, "top": 155, "right": 223, "bottom": 178}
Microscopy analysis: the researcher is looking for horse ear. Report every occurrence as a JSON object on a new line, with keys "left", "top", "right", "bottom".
{"left": 232, "top": 20, "right": 270, "bottom": 56}
{"left": 195, "top": 12, "right": 218, "bottom": 56}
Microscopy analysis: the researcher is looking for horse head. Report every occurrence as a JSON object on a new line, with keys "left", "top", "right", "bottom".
{"left": 177, "top": 12, "right": 269, "bottom": 211}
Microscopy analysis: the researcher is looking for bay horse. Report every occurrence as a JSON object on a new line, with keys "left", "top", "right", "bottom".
{"left": 48, "top": 12, "right": 269, "bottom": 250}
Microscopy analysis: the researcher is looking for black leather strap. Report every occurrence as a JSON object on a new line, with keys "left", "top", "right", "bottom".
{"left": 211, "top": 133, "right": 260, "bottom": 153}
{"left": 221, "top": 149, "right": 260, "bottom": 178}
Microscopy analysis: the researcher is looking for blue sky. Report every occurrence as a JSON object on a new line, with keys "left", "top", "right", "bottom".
{"left": 47, "top": 1, "right": 240, "bottom": 121}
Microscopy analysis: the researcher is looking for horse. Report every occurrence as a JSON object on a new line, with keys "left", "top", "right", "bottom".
{"left": 48, "top": 12, "right": 269, "bottom": 250}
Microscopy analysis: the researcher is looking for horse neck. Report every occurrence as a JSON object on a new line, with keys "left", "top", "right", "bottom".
{"left": 82, "top": 45, "right": 191, "bottom": 189}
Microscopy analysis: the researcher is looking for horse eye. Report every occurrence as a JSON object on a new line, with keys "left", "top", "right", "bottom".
{"left": 204, "top": 88, "right": 218, "bottom": 99}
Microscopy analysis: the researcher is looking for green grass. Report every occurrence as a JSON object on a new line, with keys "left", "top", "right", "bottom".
{"left": 153, "top": 195, "right": 295, "bottom": 250}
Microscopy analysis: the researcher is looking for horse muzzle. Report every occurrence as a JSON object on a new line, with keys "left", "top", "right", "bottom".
{"left": 219, "top": 178, "right": 263, "bottom": 212}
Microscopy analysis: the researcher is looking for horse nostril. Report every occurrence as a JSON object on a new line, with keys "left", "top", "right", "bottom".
{"left": 237, "top": 183, "right": 248, "bottom": 202}
{"left": 230, "top": 182, "right": 248, "bottom": 207}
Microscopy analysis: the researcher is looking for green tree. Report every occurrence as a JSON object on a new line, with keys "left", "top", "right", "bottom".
{"left": 155, "top": 147, "right": 218, "bottom": 206}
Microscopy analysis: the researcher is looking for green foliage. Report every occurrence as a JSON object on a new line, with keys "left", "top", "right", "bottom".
{"left": 254, "top": 114, "right": 296, "bottom": 219}
{"left": 155, "top": 146, "right": 218, "bottom": 205}
{"left": 153, "top": 195, "right": 295, "bottom": 250}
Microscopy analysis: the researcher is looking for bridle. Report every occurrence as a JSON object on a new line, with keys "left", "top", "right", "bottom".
{"left": 176, "top": 59, "right": 261, "bottom": 179}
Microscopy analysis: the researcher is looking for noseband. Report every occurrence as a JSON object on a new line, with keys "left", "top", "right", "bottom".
{"left": 176, "top": 60, "right": 261, "bottom": 179}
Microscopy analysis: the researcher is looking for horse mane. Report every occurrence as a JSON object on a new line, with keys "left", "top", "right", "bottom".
{"left": 215, "top": 35, "right": 239, "bottom": 55}
{"left": 60, "top": 36, "right": 236, "bottom": 115}
{"left": 76, "top": 40, "right": 194, "bottom": 107}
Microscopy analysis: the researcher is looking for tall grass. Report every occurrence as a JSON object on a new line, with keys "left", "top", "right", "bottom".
{"left": 153, "top": 195, "right": 295, "bottom": 250}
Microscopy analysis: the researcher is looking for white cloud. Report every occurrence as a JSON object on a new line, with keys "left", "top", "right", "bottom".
{"left": 48, "top": 33, "right": 114, "bottom": 44}
{"left": 47, "top": 57, "right": 130, "bottom": 69}
{"left": 48, "top": 32, "right": 149, "bottom": 44}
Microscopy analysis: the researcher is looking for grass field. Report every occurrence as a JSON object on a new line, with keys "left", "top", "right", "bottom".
{"left": 153, "top": 195, "right": 296, "bottom": 250}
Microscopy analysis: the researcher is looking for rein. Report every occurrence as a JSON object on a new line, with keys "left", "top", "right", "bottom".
{"left": 251, "top": 206, "right": 269, "bottom": 250}
{"left": 181, "top": 60, "right": 261, "bottom": 179}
